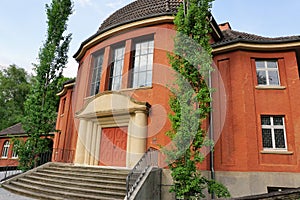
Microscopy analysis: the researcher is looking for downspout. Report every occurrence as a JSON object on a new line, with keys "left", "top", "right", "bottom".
{"left": 209, "top": 69, "right": 215, "bottom": 199}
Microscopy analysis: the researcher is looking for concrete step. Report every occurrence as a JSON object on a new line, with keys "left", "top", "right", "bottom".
{"left": 48, "top": 163, "right": 129, "bottom": 174}
{"left": 1, "top": 162, "right": 129, "bottom": 200}
{"left": 9, "top": 181, "right": 125, "bottom": 199}
{"left": 37, "top": 169, "right": 128, "bottom": 180}
{"left": 3, "top": 182, "right": 122, "bottom": 200}
{"left": 2, "top": 184, "right": 63, "bottom": 200}
{"left": 28, "top": 172, "right": 126, "bottom": 186}
{"left": 25, "top": 174, "right": 126, "bottom": 189}
{"left": 18, "top": 177, "right": 126, "bottom": 194}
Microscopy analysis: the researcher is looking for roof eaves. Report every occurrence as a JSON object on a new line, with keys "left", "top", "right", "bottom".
{"left": 212, "top": 37, "right": 300, "bottom": 49}
{"left": 73, "top": 12, "right": 175, "bottom": 60}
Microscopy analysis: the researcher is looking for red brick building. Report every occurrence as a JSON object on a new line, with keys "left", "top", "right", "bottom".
{"left": 0, "top": 123, "right": 24, "bottom": 169}
{"left": 51, "top": 0, "right": 300, "bottom": 198}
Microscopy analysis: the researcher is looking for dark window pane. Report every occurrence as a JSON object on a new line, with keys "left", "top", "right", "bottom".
{"left": 268, "top": 71, "right": 279, "bottom": 85}
{"left": 273, "top": 117, "right": 283, "bottom": 125}
{"left": 257, "top": 71, "right": 267, "bottom": 85}
{"left": 95, "top": 82, "right": 100, "bottom": 94}
{"left": 262, "top": 129, "right": 273, "bottom": 148}
{"left": 90, "top": 84, "right": 95, "bottom": 96}
{"left": 90, "top": 53, "right": 104, "bottom": 95}
{"left": 274, "top": 129, "right": 285, "bottom": 148}
{"left": 261, "top": 116, "right": 271, "bottom": 125}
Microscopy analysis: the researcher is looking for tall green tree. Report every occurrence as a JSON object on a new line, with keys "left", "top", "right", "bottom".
{"left": 0, "top": 65, "right": 31, "bottom": 130}
{"left": 15, "top": 0, "right": 73, "bottom": 171}
{"left": 165, "top": 0, "right": 230, "bottom": 199}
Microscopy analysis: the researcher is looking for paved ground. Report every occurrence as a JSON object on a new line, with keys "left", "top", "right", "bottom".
{"left": 0, "top": 188, "right": 34, "bottom": 200}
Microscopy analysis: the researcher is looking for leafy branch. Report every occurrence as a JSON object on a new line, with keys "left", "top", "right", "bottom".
{"left": 164, "top": 0, "right": 230, "bottom": 198}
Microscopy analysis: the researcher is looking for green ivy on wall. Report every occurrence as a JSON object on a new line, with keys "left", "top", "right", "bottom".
{"left": 164, "top": 0, "right": 230, "bottom": 198}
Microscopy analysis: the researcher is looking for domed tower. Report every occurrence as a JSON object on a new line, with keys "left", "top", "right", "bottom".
{"left": 62, "top": 0, "right": 221, "bottom": 169}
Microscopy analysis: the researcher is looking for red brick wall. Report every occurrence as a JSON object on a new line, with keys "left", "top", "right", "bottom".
{"left": 213, "top": 50, "right": 300, "bottom": 172}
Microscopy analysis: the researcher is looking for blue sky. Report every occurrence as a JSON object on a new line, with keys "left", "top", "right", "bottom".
{"left": 0, "top": 0, "right": 299, "bottom": 77}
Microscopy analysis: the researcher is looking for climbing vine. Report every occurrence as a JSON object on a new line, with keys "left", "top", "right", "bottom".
{"left": 165, "top": 0, "right": 230, "bottom": 198}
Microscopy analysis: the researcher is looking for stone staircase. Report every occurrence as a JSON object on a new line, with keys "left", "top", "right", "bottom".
{"left": 1, "top": 162, "right": 130, "bottom": 200}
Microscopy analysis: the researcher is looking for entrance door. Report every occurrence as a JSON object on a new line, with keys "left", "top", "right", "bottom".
{"left": 99, "top": 127, "right": 127, "bottom": 166}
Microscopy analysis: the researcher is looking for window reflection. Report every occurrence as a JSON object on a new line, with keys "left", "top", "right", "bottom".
{"left": 131, "top": 39, "right": 154, "bottom": 88}
{"left": 255, "top": 60, "right": 280, "bottom": 86}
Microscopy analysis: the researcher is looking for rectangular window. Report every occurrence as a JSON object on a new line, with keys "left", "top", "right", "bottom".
{"left": 90, "top": 51, "right": 104, "bottom": 96}
{"left": 261, "top": 115, "right": 287, "bottom": 150}
{"left": 108, "top": 45, "right": 125, "bottom": 90}
{"left": 61, "top": 98, "right": 66, "bottom": 115}
{"left": 131, "top": 38, "right": 154, "bottom": 88}
{"left": 256, "top": 60, "right": 280, "bottom": 86}
{"left": 1, "top": 141, "right": 10, "bottom": 158}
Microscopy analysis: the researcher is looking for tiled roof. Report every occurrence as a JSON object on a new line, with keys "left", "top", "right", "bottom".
{"left": 212, "top": 29, "right": 300, "bottom": 48}
{"left": 98, "top": 0, "right": 182, "bottom": 34}
{"left": 0, "top": 123, "right": 25, "bottom": 136}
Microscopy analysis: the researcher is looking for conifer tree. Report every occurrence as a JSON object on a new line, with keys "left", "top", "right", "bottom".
{"left": 14, "top": 0, "right": 73, "bottom": 171}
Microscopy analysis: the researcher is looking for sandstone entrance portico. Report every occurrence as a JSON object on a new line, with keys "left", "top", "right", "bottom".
{"left": 74, "top": 92, "right": 150, "bottom": 168}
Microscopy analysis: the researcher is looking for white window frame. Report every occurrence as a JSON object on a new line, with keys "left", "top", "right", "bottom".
{"left": 108, "top": 45, "right": 125, "bottom": 91}
{"left": 1, "top": 141, "right": 10, "bottom": 158}
{"left": 261, "top": 115, "right": 287, "bottom": 151}
{"left": 255, "top": 60, "right": 280, "bottom": 86}
{"left": 131, "top": 38, "right": 154, "bottom": 88}
{"left": 90, "top": 51, "right": 104, "bottom": 96}
{"left": 11, "top": 144, "right": 18, "bottom": 159}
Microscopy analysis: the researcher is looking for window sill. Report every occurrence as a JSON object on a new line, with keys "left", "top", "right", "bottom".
{"left": 120, "top": 86, "right": 153, "bottom": 92}
{"left": 260, "top": 150, "right": 293, "bottom": 155}
{"left": 255, "top": 85, "right": 286, "bottom": 90}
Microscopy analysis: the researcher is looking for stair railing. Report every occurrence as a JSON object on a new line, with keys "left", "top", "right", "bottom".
{"left": 1, "top": 160, "right": 21, "bottom": 182}
{"left": 126, "top": 148, "right": 159, "bottom": 199}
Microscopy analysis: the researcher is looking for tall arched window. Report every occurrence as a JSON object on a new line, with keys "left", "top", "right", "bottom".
{"left": 12, "top": 144, "right": 18, "bottom": 158}
{"left": 1, "top": 140, "right": 10, "bottom": 158}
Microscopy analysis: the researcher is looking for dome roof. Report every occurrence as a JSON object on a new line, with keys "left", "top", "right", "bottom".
{"left": 98, "top": 0, "right": 182, "bottom": 34}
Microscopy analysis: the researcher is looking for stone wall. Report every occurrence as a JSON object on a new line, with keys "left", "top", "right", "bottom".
{"left": 231, "top": 188, "right": 300, "bottom": 200}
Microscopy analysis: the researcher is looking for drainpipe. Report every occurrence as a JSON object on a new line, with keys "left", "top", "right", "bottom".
{"left": 209, "top": 69, "right": 215, "bottom": 199}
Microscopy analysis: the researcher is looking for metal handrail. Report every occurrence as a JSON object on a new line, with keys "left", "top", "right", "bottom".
{"left": 1, "top": 159, "right": 20, "bottom": 182}
{"left": 126, "top": 148, "right": 159, "bottom": 199}
{"left": 0, "top": 148, "right": 74, "bottom": 181}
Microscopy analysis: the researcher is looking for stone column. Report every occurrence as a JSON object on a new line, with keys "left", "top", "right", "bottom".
{"left": 94, "top": 125, "right": 101, "bottom": 165}
{"left": 74, "top": 119, "right": 87, "bottom": 164}
{"left": 127, "top": 110, "right": 148, "bottom": 167}
{"left": 84, "top": 121, "right": 93, "bottom": 165}
{"left": 90, "top": 122, "right": 98, "bottom": 165}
